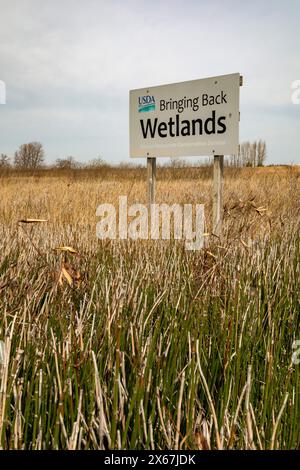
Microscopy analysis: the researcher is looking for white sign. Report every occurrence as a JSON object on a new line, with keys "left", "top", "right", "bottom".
{"left": 129, "top": 73, "right": 240, "bottom": 158}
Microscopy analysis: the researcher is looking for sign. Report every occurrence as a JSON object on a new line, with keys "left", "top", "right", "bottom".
{"left": 129, "top": 73, "right": 240, "bottom": 158}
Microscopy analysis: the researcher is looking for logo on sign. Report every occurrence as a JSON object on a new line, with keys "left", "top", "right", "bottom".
{"left": 138, "top": 95, "right": 155, "bottom": 113}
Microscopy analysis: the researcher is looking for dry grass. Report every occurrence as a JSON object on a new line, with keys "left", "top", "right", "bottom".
{"left": 0, "top": 165, "right": 299, "bottom": 449}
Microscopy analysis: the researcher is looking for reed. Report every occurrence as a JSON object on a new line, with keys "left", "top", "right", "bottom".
{"left": 0, "top": 166, "right": 299, "bottom": 449}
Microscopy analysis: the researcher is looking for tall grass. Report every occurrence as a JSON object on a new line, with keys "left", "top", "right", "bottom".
{"left": 0, "top": 166, "right": 299, "bottom": 449}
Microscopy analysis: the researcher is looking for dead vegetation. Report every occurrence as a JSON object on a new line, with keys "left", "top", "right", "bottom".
{"left": 0, "top": 165, "right": 299, "bottom": 449}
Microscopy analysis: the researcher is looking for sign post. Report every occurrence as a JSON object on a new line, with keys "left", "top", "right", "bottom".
{"left": 147, "top": 157, "right": 156, "bottom": 208}
{"left": 213, "top": 155, "right": 224, "bottom": 236}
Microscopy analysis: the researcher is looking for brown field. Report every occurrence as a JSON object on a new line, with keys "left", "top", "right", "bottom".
{"left": 0, "top": 164, "right": 299, "bottom": 450}
{"left": 1, "top": 165, "right": 299, "bottom": 246}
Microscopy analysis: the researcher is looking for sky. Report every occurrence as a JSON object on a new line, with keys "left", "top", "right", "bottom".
{"left": 0, "top": 0, "right": 299, "bottom": 165}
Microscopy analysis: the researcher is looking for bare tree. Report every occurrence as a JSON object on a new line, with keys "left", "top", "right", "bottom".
{"left": 55, "top": 156, "right": 80, "bottom": 169}
{"left": 14, "top": 142, "right": 44, "bottom": 169}
{"left": 257, "top": 140, "right": 267, "bottom": 166}
{"left": 86, "top": 156, "right": 106, "bottom": 168}
{"left": 0, "top": 154, "right": 10, "bottom": 168}
{"left": 238, "top": 142, "right": 247, "bottom": 167}
{"left": 250, "top": 141, "right": 257, "bottom": 167}
{"left": 234, "top": 140, "right": 266, "bottom": 167}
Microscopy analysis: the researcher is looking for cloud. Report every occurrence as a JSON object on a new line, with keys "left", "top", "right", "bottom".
{"left": 0, "top": 0, "right": 299, "bottom": 164}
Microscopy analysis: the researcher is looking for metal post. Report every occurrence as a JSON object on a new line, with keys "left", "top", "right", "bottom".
{"left": 212, "top": 155, "right": 224, "bottom": 236}
{"left": 147, "top": 157, "right": 156, "bottom": 208}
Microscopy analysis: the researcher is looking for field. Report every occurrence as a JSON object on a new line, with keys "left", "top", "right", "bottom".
{"left": 0, "top": 165, "right": 299, "bottom": 450}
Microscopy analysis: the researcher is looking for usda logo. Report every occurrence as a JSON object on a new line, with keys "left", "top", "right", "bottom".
{"left": 138, "top": 95, "right": 155, "bottom": 113}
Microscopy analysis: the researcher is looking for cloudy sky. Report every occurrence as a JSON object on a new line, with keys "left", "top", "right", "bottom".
{"left": 0, "top": 0, "right": 299, "bottom": 165}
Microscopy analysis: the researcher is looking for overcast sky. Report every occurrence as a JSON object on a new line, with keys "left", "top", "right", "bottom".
{"left": 0, "top": 0, "right": 299, "bottom": 165}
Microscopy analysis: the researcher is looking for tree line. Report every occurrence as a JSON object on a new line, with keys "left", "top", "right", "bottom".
{"left": 0, "top": 142, "right": 106, "bottom": 169}
{"left": 0, "top": 139, "right": 267, "bottom": 169}
{"left": 228, "top": 140, "right": 267, "bottom": 167}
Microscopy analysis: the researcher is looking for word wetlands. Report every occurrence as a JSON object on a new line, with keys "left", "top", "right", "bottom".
{"left": 140, "top": 110, "right": 226, "bottom": 139}
{"left": 96, "top": 196, "right": 205, "bottom": 250}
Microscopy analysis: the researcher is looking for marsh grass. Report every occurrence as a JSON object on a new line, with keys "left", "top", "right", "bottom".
{"left": 0, "top": 166, "right": 299, "bottom": 449}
